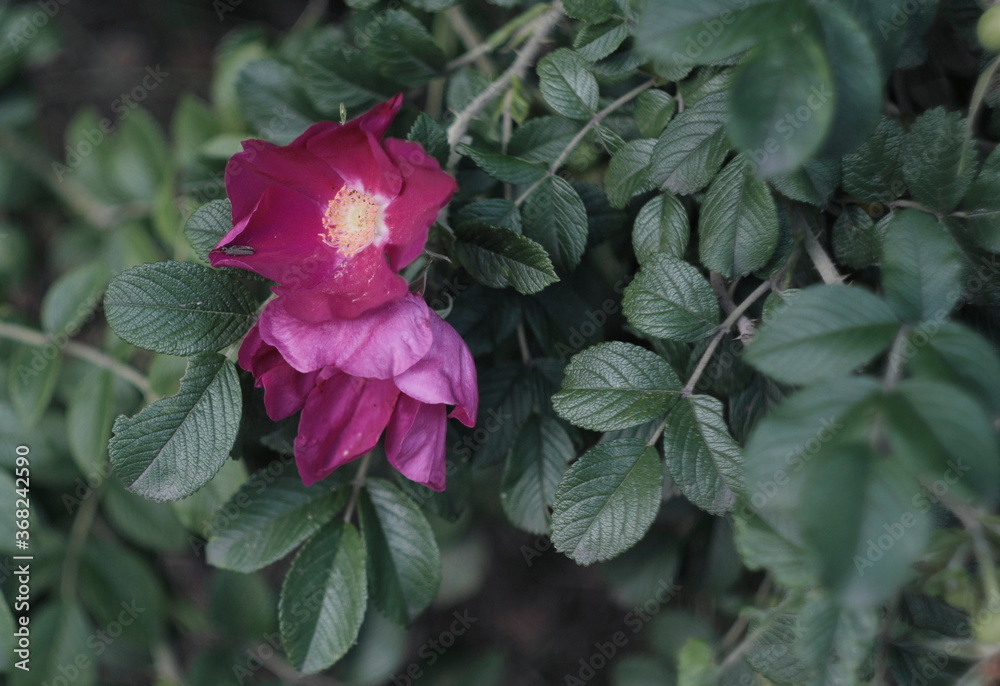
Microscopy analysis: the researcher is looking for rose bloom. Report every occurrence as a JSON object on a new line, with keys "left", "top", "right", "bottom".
{"left": 241, "top": 293, "right": 477, "bottom": 491}
{"left": 209, "top": 94, "right": 457, "bottom": 321}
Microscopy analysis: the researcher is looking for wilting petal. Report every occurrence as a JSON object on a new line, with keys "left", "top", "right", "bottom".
{"left": 393, "top": 309, "right": 477, "bottom": 426}
{"left": 294, "top": 371, "right": 399, "bottom": 485}
{"left": 237, "top": 324, "right": 318, "bottom": 420}
{"left": 306, "top": 95, "right": 404, "bottom": 198}
{"left": 385, "top": 395, "right": 447, "bottom": 491}
{"left": 259, "top": 293, "right": 434, "bottom": 377}
{"left": 382, "top": 138, "right": 457, "bottom": 270}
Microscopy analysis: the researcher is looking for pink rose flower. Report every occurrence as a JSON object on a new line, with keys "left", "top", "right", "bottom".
{"left": 239, "top": 293, "right": 478, "bottom": 491}
{"left": 209, "top": 94, "right": 457, "bottom": 320}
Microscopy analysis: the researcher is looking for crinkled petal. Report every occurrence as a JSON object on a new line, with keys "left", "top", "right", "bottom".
{"left": 305, "top": 95, "right": 404, "bottom": 198}
{"left": 259, "top": 292, "right": 434, "bottom": 377}
{"left": 211, "top": 185, "right": 344, "bottom": 288}
{"left": 294, "top": 371, "right": 399, "bottom": 485}
{"left": 225, "top": 135, "right": 344, "bottom": 224}
{"left": 271, "top": 246, "right": 409, "bottom": 320}
{"left": 393, "top": 309, "right": 477, "bottom": 426}
{"left": 385, "top": 396, "right": 447, "bottom": 491}
{"left": 238, "top": 324, "right": 319, "bottom": 420}
{"left": 382, "top": 138, "right": 458, "bottom": 270}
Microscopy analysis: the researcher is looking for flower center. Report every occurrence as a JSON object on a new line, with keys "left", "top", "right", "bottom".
{"left": 321, "top": 186, "right": 382, "bottom": 257}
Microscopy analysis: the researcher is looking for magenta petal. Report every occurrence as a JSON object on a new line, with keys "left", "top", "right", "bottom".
{"left": 259, "top": 293, "right": 434, "bottom": 377}
{"left": 382, "top": 138, "right": 458, "bottom": 270}
{"left": 385, "top": 396, "right": 447, "bottom": 491}
{"left": 210, "top": 184, "right": 345, "bottom": 289}
{"left": 294, "top": 372, "right": 399, "bottom": 485}
{"left": 393, "top": 310, "right": 478, "bottom": 425}
{"left": 225, "top": 135, "right": 344, "bottom": 224}
{"left": 238, "top": 325, "right": 319, "bottom": 420}
{"left": 305, "top": 96, "right": 404, "bottom": 198}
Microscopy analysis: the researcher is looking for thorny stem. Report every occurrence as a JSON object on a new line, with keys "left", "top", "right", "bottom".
{"left": 445, "top": 2, "right": 563, "bottom": 171}
{"left": 801, "top": 223, "right": 846, "bottom": 285}
{"left": 342, "top": 452, "right": 375, "bottom": 524}
{"left": 0, "top": 321, "right": 155, "bottom": 401}
{"left": 646, "top": 274, "right": 781, "bottom": 448}
{"left": 514, "top": 78, "right": 658, "bottom": 207}
{"left": 445, "top": 5, "right": 496, "bottom": 77}
{"left": 444, "top": 2, "right": 554, "bottom": 72}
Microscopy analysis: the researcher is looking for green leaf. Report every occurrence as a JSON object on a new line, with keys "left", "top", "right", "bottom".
{"left": 454, "top": 199, "right": 522, "bottom": 234}
{"left": 744, "top": 376, "right": 881, "bottom": 527}
{"left": 461, "top": 145, "right": 548, "bottom": 184}
{"left": 172, "top": 457, "right": 248, "bottom": 537}
{"left": 40, "top": 261, "right": 107, "bottom": 335}
{"left": 650, "top": 91, "right": 729, "bottom": 196}
{"left": 500, "top": 414, "right": 574, "bottom": 534}
{"left": 662, "top": 395, "right": 743, "bottom": 515}
{"left": 885, "top": 379, "right": 1000, "bottom": 505}
{"left": 574, "top": 21, "right": 629, "bottom": 61}
{"left": 800, "top": 443, "right": 931, "bottom": 606}
{"left": 902, "top": 107, "right": 976, "bottom": 213}
{"left": 908, "top": 321, "right": 1000, "bottom": 414}
{"left": 472, "top": 362, "right": 546, "bottom": 467}
{"left": 67, "top": 368, "right": 115, "bottom": 475}
{"left": 605, "top": 138, "right": 658, "bottom": 208}
{"left": 102, "top": 478, "right": 188, "bottom": 551}
{"left": 812, "top": 2, "right": 883, "bottom": 158}
{"left": 298, "top": 34, "right": 386, "bottom": 113}
{"left": 842, "top": 117, "right": 906, "bottom": 203}
{"left": 734, "top": 514, "right": 816, "bottom": 589}
{"left": 677, "top": 638, "right": 717, "bottom": 686}
{"left": 8, "top": 343, "right": 61, "bottom": 429}
{"left": 958, "top": 145, "right": 1000, "bottom": 252}
{"left": 109, "top": 353, "right": 241, "bottom": 501}
{"left": 407, "top": 112, "right": 449, "bottom": 167}
{"left": 358, "top": 478, "right": 441, "bottom": 625}
{"left": 744, "top": 285, "right": 899, "bottom": 385}
{"left": 553, "top": 342, "right": 682, "bottom": 431}
{"left": 729, "top": 23, "right": 835, "bottom": 176}
{"left": 562, "top": 0, "right": 622, "bottom": 24}
{"left": 699, "top": 155, "right": 780, "bottom": 278}
{"left": 508, "top": 116, "right": 584, "bottom": 164}
{"left": 634, "top": 89, "right": 677, "bottom": 139}
{"left": 551, "top": 438, "right": 662, "bottom": 565}
{"left": 367, "top": 10, "right": 446, "bottom": 87}
{"left": 9, "top": 603, "right": 95, "bottom": 686}
{"left": 522, "top": 175, "right": 589, "bottom": 270}
{"left": 108, "top": 108, "right": 171, "bottom": 203}
{"left": 633, "top": 193, "right": 690, "bottom": 264}
{"left": 236, "top": 59, "right": 319, "bottom": 144}
{"left": 280, "top": 520, "right": 367, "bottom": 673}
{"left": 104, "top": 261, "right": 258, "bottom": 356}
{"left": 832, "top": 206, "right": 882, "bottom": 270}
{"left": 796, "top": 593, "right": 879, "bottom": 685}
{"left": 537, "top": 48, "right": 599, "bottom": 120}
{"left": 207, "top": 475, "right": 345, "bottom": 572}
{"left": 880, "top": 209, "right": 964, "bottom": 322}
{"left": 769, "top": 159, "right": 841, "bottom": 207}
{"left": 744, "top": 610, "right": 813, "bottom": 686}
{"left": 184, "top": 199, "right": 233, "bottom": 260}
{"left": 635, "top": 0, "right": 775, "bottom": 66}
{"left": 623, "top": 254, "right": 720, "bottom": 342}
{"left": 453, "top": 221, "right": 559, "bottom": 294}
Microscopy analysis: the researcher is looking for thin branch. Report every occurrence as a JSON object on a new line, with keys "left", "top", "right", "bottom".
{"left": 444, "top": 2, "right": 554, "bottom": 72}
{"left": 883, "top": 324, "right": 911, "bottom": 390}
{"left": 801, "top": 224, "right": 845, "bottom": 285}
{"left": 60, "top": 484, "right": 103, "bottom": 602}
{"left": 342, "top": 452, "right": 375, "bottom": 524}
{"left": 446, "top": 2, "right": 563, "bottom": 171}
{"left": 517, "top": 322, "right": 533, "bottom": 365}
{"left": 445, "top": 5, "right": 496, "bottom": 76}
{"left": 0, "top": 321, "right": 155, "bottom": 401}
{"left": 515, "top": 78, "right": 657, "bottom": 207}
{"left": 710, "top": 272, "right": 755, "bottom": 342}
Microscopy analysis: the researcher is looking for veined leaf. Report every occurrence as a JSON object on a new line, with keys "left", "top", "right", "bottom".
{"left": 623, "top": 254, "right": 720, "bottom": 342}
{"left": 500, "top": 414, "right": 574, "bottom": 535}
{"left": 453, "top": 222, "right": 559, "bottom": 294}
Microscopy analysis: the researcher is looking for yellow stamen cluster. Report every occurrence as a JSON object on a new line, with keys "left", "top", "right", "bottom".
{"left": 321, "top": 186, "right": 381, "bottom": 257}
